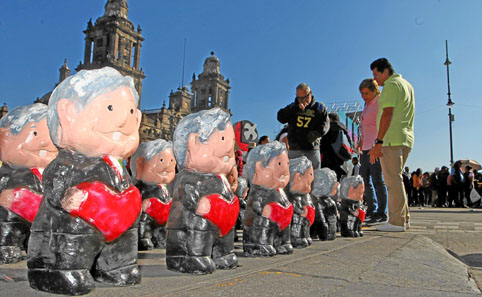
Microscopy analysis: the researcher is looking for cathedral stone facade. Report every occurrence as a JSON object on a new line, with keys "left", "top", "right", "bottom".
{"left": 32, "top": 0, "right": 232, "bottom": 142}
{"left": 78, "top": 0, "right": 232, "bottom": 142}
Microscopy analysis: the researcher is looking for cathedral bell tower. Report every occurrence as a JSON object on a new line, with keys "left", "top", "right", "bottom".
{"left": 190, "top": 52, "right": 231, "bottom": 113}
{"left": 76, "top": 0, "right": 146, "bottom": 105}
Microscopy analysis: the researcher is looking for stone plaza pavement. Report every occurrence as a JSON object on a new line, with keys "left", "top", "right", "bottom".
{"left": 1, "top": 208, "right": 481, "bottom": 296}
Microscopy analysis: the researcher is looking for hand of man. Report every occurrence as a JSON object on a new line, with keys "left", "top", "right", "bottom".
{"left": 298, "top": 101, "right": 309, "bottom": 111}
{"left": 369, "top": 144, "right": 383, "bottom": 164}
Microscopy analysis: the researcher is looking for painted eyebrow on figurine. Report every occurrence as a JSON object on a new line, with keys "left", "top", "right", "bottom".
{"left": 0, "top": 103, "right": 48, "bottom": 135}
{"left": 288, "top": 156, "right": 312, "bottom": 183}
{"left": 130, "top": 139, "right": 173, "bottom": 179}
{"left": 173, "top": 107, "right": 231, "bottom": 169}
{"left": 339, "top": 175, "right": 364, "bottom": 198}
{"left": 47, "top": 67, "right": 139, "bottom": 147}
{"left": 244, "top": 141, "right": 287, "bottom": 181}
{"left": 311, "top": 168, "right": 337, "bottom": 197}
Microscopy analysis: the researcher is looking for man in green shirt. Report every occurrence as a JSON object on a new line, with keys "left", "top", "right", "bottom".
{"left": 369, "top": 58, "right": 415, "bottom": 232}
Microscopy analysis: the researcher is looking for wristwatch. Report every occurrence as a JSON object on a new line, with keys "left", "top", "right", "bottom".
{"left": 375, "top": 138, "right": 384, "bottom": 145}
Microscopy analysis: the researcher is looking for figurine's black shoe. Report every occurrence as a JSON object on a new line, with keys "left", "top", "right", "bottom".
{"left": 243, "top": 244, "right": 276, "bottom": 257}
{"left": 275, "top": 244, "right": 293, "bottom": 255}
{"left": 93, "top": 264, "right": 141, "bottom": 286}
{"left": 340, "top": 227, "right": 355, "bottom": 237}
{"left": 214, "top": 252, "right": 238, "bottom": 270}
{"left": 28, "top": 268, "right": 94, "bottom": 295}
{"left": 166, "top": 256, "right": 216, "bottom": 274}
{"left": 306, "top": 236, "right": 313, "bottom": 245}
{"left": 138, "top": 238, "right": 154, "bottom": 250}
{"left": 291, "top": 238, "right": 309, "bottom": 249}
{"left": 0, "top": 246, "right": 23, "bottom": 264}
{"left": 326, "top": 233, "right": 336, "bottom": 241}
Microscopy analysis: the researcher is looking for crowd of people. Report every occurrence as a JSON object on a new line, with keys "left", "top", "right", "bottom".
{"left": 403, "top": 162, "right": 482, "bottom": 209}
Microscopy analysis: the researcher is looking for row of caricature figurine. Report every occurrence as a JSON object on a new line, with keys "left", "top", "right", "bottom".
{"left": 0, "top": 67, "right": 365, "bottom": 295}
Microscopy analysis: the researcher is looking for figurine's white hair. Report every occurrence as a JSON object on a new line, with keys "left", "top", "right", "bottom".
{"left": 47, "top": 67, "right": 139, "bottom": 146}
{"left": 339, "top": 175, "right": 364, "bottom": 199}
{"left": 130, "top": 139, "right": 173, "bottom": 179}
{"left": 288, "top": 156, "right": 312, "bottom": 184}
{"left": 311, "top": 168, "right": 337, "bottom": 197}
{"left": 244, "top": 141, "right": 287, "bottom": 182}
{"left": 173, "top": 107, "right": 231, "bottom": 168}
{"left": 0, "top": 103, "right": 48, "bottom": 135}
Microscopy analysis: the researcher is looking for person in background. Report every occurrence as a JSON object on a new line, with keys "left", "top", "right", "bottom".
{"left": 411, "top": 169, "right": 423, "bottom": 206}
{"left": 449, "top": 161, "right": 464, "bottom": 207}
{"left": 438, "top": 166, "right": 449, "bottom": 207}
{"left": 320, "top": 113, "right": 352, "bottom": 179}
{"left": 351, "top": 157, "right": 360, "bottom": 176}
{"left": 357, "top": 78, "right": 388, "bottom": 225}
{"left": 235, "top": 150, "right": 244, "bottom": 177}
{"left": 276, "top": 125, "right": 289, "bottom": 150}
{"left": 258, "top": 135, "right": 270, "bottom": 145}
{"left": 430, "top": 168, "right": 440, "bottom": 207}
{"left": 463, "top": 165, "right": 474, "bottom": 208}
{"left": 403, "top": 166, "right": 412, "bottom": 207}
{"left": 277, "top": 83, "right": 330, "bottom": 169}
{"left": 422, "top": 172, "right": 431, "bottom": 206}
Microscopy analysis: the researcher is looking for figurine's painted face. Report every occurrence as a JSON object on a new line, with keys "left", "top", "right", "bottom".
{"left": 290, "top": 167, "right": 314, "bottom": 194}
{"left": 227, "top": 166, "right": 239, "bottom": 192}
{"left": 57, "top": 86, "right": 141, "bottom": 159}
{"left": 347, "top": 182, "right": 365, "bottom": 201}
{"left": 185, "top": 124, "right": 235, "bottom": 175}
{"left": 136, "top": 148, "right": 176, "bottom": 185}
{"left": 253, "top": 151, "right": 290, "bottom": 188}
{"left": 0, "top": 118, "right": 57, "bottom": 168}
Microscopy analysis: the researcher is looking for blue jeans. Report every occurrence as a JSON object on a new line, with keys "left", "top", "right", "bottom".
{"left": 288, "top": 149, "right": 321, "bottom": 170}
{"left": 360, "top": 150, "right": 387, "bottom": 216}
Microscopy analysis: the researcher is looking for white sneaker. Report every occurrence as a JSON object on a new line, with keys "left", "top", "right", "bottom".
{"left": 376, "top": 222, "right": 406, "bottom": 232}
{"left": 406, "top": 222, "right": 411, "bottom": 229}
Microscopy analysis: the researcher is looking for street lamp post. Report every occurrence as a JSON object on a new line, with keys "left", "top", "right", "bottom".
{"left": 444, "top": 40, "right": 455, "bottom": 165}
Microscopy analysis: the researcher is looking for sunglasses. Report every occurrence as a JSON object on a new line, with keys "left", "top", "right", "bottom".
{"left": 296, "top": 93, "right": 311, "bottom": 101}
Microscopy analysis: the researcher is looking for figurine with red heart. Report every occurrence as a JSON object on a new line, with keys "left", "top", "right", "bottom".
{"left": 27, "top": 67, "right": 143, "bottom": 295}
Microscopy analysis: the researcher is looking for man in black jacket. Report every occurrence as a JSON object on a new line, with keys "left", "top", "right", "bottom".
{"left": 277, "top": 83, "right": 330, "bottom": 169}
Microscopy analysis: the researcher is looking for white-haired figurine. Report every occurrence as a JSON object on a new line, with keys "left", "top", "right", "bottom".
{"left": 131, "top": 139, "right": 176, "bottom": 250}
{"left": 310, "top": 168, "right": 339, "bottom": 241}
{"left": 243, "top": 141, "right": 293, "bottom": 256}
{"left": 27, "top": 67, "right": 143, "bottom": 295}
{"left": 0, "top": 104, "right": 58, "bottom": 264}
{"left": 287, "top": 156, "right": 315, "bottom": 248}
{"left": 166, "top": 108, "right": 239, "bottom": 274}
{"left": 339, "top": 176, "right": 366, "bottom": 237}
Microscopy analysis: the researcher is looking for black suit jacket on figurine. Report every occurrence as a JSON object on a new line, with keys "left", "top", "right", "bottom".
{"left": 31, "top": 149, "right": 137, "bottom": 236}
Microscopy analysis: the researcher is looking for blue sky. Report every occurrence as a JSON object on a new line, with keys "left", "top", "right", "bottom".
{"left": 1, "top": 0, "right": 481, "bottom": 171}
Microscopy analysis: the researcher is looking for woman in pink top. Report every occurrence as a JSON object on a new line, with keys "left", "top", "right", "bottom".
{"left": 357, "top": 79, "right": 388, "bottom": 225}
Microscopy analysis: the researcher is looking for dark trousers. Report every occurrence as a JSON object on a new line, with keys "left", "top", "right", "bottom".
{"left": 412, "top": 188, "right": 424, "bottom": 206}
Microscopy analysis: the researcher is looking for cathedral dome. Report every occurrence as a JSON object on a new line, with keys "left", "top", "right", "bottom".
{"left": 202, "top": 51, "right": 220, "bottom": 75}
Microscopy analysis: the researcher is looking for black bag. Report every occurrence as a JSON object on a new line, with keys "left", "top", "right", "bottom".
{"left": 331, "top": 129, "right": 353, "bottom": 161}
